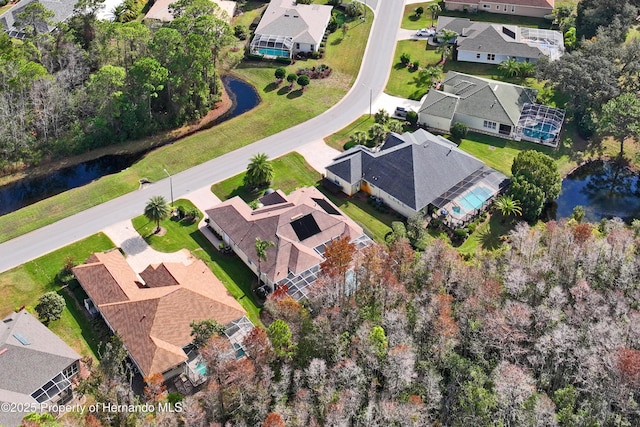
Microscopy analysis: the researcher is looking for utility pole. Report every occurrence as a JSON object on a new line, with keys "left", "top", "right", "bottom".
{"left": 163, "top": 168, "right": 174, "bottom": 207}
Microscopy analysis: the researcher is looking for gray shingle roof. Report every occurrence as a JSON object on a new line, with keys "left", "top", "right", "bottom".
{"left": 436, "top": 16, "right": 563, "bottom": 60}
{"left": 418, "top": 90, "right": 459, "bottom": 120}
{"left": 442, "top": 71, "right": 537, "bottom": 126}
{"left": 0, "top": 310, "right": 80, "bottom": 427}
{"left": 327, "top": 129, "right": 495, "bottom": 212}
{"left": 0, "top": 0, "right": 76, "bottom": 37}
{"left": 254, "top": 0, "right": 332, "bottom": 47}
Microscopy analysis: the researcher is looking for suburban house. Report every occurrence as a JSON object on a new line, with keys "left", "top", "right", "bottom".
{"left": 436, "top": 16, "right": 564, "bottom": 63}
{"left": 418, "top": 71, "right": 565, "bottom": 146}
{"left": 443, "top": 0, "right": 554, "bottom": 18}
{"left": 206, "top": 187, "right": 372, "bottom": 301}
{"left": 325, "top": 129, "right": 508, "bottom": 227}
{"left": 0, "top": 310, "right": 81, "bottom": 427}
{"left": 144, "top": 0, "right": 235, "bottom": 23}
{"left": 72, "top": 250, "right": 251, "bottom": 385}
{"left": 249, "top": 0, "right": 332, "bottom": 58}
{"left": 0, "top": 0, "right": 75, "bottom": 38}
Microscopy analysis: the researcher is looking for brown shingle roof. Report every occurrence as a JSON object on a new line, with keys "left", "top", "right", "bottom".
{"left": 74, "top": 251, "right": 246, "bottom": 376}
{"left": 206, "top": 187, "right": 364, "bottom": 284}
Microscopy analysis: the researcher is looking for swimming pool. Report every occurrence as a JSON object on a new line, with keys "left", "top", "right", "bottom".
{"left": 452, "top": 187, "right": 493, "bottom": 215}
{"left": 195, "top": 361, "right": 207, "bottom": 376}
{"left": 523, "top": 122, "right": 558, "bottom": 141}
{"left": 257, "top": 48, "right": 290, "bottom": 57}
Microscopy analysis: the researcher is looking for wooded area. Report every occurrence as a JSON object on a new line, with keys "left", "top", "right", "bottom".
{"left": 0, "top": 0, "right": 233, "bottom": 172}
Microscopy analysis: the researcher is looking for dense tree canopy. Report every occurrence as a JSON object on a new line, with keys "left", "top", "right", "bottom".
{"left": 0, "top": 0, "right": 232, "bottom": 173}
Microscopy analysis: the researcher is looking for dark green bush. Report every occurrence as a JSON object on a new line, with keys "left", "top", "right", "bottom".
{"left": 450, "top": 122, "right": 468, "bottom": 140}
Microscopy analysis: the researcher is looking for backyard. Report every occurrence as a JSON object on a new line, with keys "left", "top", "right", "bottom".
{"left": 131, "top": 200, "right": 262, "bottom": 325}
{"left": 0, "top": 233, "right": 115, "bottom": 358}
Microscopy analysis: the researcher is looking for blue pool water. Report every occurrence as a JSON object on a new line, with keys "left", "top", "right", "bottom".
{"left": 195, "top": 361, "right": 207, "bottom": 376}
{"left": 258, "top": 48, "right": 290, "bottom": 57}
{"left": 523, "top": 122, "right": 558, "bottom": 141}
{"left": 454, "top": 187, "right": 492, "bottom": 214}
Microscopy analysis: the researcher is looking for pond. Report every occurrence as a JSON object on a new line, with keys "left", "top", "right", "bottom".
{"left": 0, "top": 76, "right": 260, "bottom": 216}
{"left": 554, "top": 160, "right": 640, "bottom": 223}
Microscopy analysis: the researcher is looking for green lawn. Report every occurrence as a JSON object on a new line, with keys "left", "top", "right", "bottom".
{"left": 387, "top": 41, "right": 441, "bottom": 100}
{"left": 401, "top": 2, "right": 439, "bottom": 30}
{"left": 0, "top": 233, "right": 115, "bottom": 358}
{"left": 211, "top": 152, "right": 321, "bottom": 202}
{"left": 456, "top": 213, "right": 513, "bottom": 256}
{"left": 322, "top": 192, "right": 395, "bottom": 242}
{"left": 0, "top": 12, "right": 374, "bottom": 244}
{"left": 324, "top": 115, "right": 376, "bottom": 150}
{"left": 439, "top": 10, "right": 551, "bottom": 29}
{"left": 131, "top": 200, "right": 262, "bottom": 325}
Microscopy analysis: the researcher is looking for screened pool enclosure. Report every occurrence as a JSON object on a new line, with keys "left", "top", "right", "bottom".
{"left": 515, "top": 103, "right": 566, "bottom": 148}
{"left": 250, "top": 34, "right": 294, "bottom": 58}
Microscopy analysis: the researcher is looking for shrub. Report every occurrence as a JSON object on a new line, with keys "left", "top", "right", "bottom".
{"left": 246, "top": 53, "right": 264, "bottom": 60}
{"left": 453, "top": 228, "right": 468, "bottom": 240}
{"left": 405, "top": 110, "right": 418, "bottom": 125}
{"left": 35, "top": 292, "right": 66, "bottom": 324}
{"left": 467, "top": 222, "right": 477, "bottom": 233}
{"left": 400, "top": 52, "right": 411, "bottom": 65}
{"left": 274, "top": 67, "right": 286, "bottom": 81}
{"left": 345, "top": 1, "right": 363, "bottom": 17}
{"left": 296, "top": 0, "right": 312, "bottom": 3}
{"left": 327, "top": 16, "right": 338, "bottom": 33}
{"left": 297, "top": 74, "right": 311, "bottom": 89}
{"left": 275, "top": 57, "right": 292, "bottom": 65}
{"left": 234, "top": 25, "right": 248, "bottom": 40}
{"left": 415, "top": 6, "right": 424, "bottom": 16}
{"left": 374, "top": 108, "right": 389, "bottom": 125}
{"left": 450, "top": 122, "right": 468, "bottom": 140}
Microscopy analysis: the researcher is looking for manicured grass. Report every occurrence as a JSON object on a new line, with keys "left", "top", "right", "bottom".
{"left": 456, "top": 213, "right": 513, "bottom": 255}
{"left": 211, "top": 152, "right": 321, "bottom": 202}
{"left": 131, "top": 200, "right": 263, "bottom": 325}
{"left": 439, "top": 10, "right": 551, "bottom": 29}
{"left": 321, "top": 192, "right": 395, "bottom": 242}
{"left": 324, "top": 115, "right": 375, "bottom": 150}
{"left": 401, "top": 2, "right": 439, "bottom": 30}
{"left": 0, "top": 233, "right": 115, "bottom": 358}
{"left": 0, "top": 13, "right": 373, "bottom": 244}
{"left": 387, "top": 41, "right": 441, "bottom": 100}
{"left": 232, "top": 1, "right": 267, "bottom": 30}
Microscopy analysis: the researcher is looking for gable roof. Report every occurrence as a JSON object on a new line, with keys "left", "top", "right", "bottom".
{"left": 0, "top": 310, "right": 80, "bottom": 427}
{"left": 421, "top": 71, "right": 537, "bottom": 126}
{"left": 255, "top": 0, "right": 332, "bottom": 46}
{"left": 446, "top": 0, "right": 553, "bottom": 7}
{"left": 73, "top": 251, "right": 246, "bottom": 377}
{"left": 436, "top": 16, "right": 564, "bottom": 60}
{"left": 144, "top": 0, "right": 235, "bottom": 23}
{"left": 0, "top": 0, "right": 75, "bottom": 38}
{"left": 206, "top": 187, "right": 364, "bottom": 284}
{"left": 327, "top": 129, "right": 501, "bottom": 212}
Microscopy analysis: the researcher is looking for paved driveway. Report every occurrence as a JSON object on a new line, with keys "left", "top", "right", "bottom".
{"left": 102, "top": 220, "right": 194, "bottom": 273}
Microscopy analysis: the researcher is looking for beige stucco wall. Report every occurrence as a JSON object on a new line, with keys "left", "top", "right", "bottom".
{"left": 325, "top": 171, "right": 359, "bottom": 196}
{"left": 418, "top": 113, "right": 452, "bottom": 133}
{"left": 478, "top": 2, "right": 552, "bottom": 18}
{"left": 365, "top": 181, "right": 417, "bottom": 218}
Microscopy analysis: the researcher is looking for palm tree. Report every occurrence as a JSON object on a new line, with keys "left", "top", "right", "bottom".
{"left": 436, "top": 29, "right": 457, "bottom": 63}
{"left": 494, "top": 194, "right": 522, "bottom": 221}
{"left": 498, "top": 58, "right": 521, "bottom": 78}
{"left": 518, "top": 61, "right": 536, "bottom": 78}
{"left": 244, "top": 153, "right": 274, "bottom": 188}
{"left": 144, "top": 196, "right": 170, "bottom": 233}
{"left": 418, "top": 66, "right": 442, "bottom": 89}
{"left": 427, "top": 3, "right": 441, "bottom": 27}
{"left": 255, "top": 238, "right": 276, "bottom": 292}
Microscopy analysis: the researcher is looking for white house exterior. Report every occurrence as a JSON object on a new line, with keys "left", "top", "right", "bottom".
{"left": 250, "top": 0, "right": 332, "bottom": 58}
{"left": 436, "top": 17, "right": 565, "bottom": 64}
{"left": 444, "top": 0, "right": 554, "bottom": 18}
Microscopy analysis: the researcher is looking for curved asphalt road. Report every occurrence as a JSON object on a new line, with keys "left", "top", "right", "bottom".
{"left": 0, "top": 0, "right": 404, "bottom": 273}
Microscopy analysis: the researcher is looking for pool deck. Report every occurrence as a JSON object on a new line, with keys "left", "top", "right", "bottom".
{"left": 440, "top": 183, "right": 498, "bottom": 227}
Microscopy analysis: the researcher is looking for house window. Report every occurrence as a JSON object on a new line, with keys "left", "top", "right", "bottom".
{"left": 310, "top": 44, "right": 314, "bottom": 50}
{"left": 476, "top": 53, "right": 481, "bottom": 59}
{"left": 482, "top": 3, "right": 490, "bottom": 8}
{"left": 483, "top": 120, "right": 497, "bottom": 130}
{"left": 511, "top": 5, "right": 515, "bottom": 12}
{"left": 487, "top": 53, "right": 495, "bottom": 61}
{"left": 296, "top": 43, "right": 300, "bottom": 49}
{"left": 496, "top": 5, "right": 499, "bottom": 9}
{"left": 63, "top": 363, "right": 79, "bottom": 378}
{"left": 503, "top": 5, "right": 507, "bottom": 11}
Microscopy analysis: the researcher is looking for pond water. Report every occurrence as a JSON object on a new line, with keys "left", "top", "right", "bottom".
{"left": 554, "top": 160, "right": 640, "bottom": 223}
{"left": 0, "top": 76, "right": 260, "bottom": 216}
